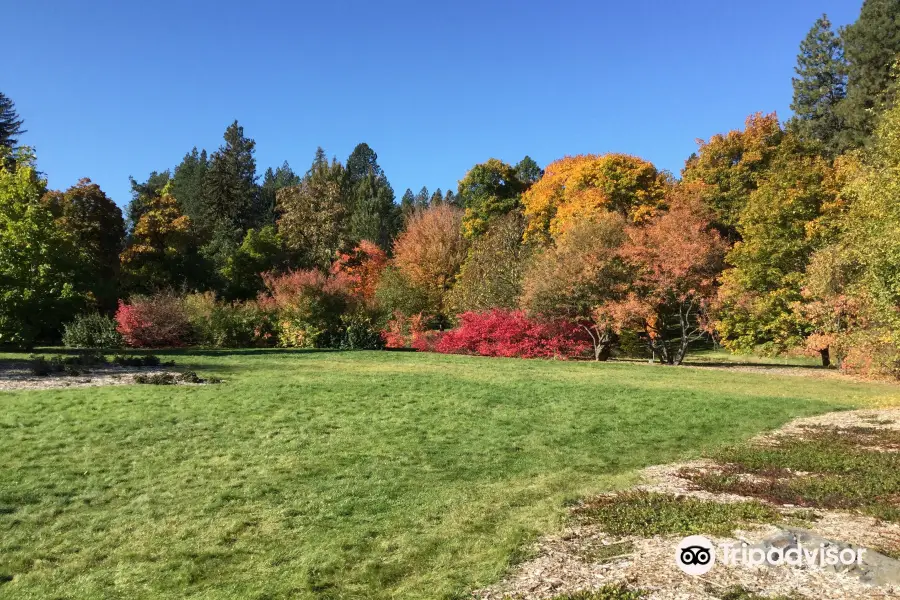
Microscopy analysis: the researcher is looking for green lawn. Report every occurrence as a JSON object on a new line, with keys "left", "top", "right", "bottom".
{"left": 0, "top": 350, "right": 897, "bottom": 599}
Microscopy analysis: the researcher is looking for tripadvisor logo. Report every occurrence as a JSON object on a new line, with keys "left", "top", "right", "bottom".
{"left": 674, "top": 535, "right": 867, "bottom": 575}
{"left": 676, "top": 535, "right": 716, "bottom": 575}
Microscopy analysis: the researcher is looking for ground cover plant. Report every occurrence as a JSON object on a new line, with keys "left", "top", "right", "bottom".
{"left": 682, "top": 424, "right": 900, "bottom": 522}
{"left": 0, "top": 350, "right": 897, "bottom": 599}
{"left": 572, "top": 491, "right": 779, "bottom": 537}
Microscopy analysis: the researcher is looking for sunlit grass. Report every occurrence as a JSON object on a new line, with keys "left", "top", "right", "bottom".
{"left": 0, "top": 349, "right": 896, "bottom": 599}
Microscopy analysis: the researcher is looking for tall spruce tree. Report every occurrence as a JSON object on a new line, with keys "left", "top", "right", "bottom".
{"left": 171, "top": 147, "right": 210, "bottom": 235}
{"left": 260, "top": 162, "right": 300, "bottom": 225}
{"left": 790, "top": 15, "right": 847, "bottom": 156}
{"left": 400, "top": 188, "right": 416, "bottom": 224}
{"left": 202, "top": 121, "right": 261, "bottom": 248}
{"left": 345, "top": 143, "right": 397, "bottom": 250}
{"left": 0, "top": 92, "right": 25, "bottom": 150}
{"left": 839, "top": 0, "right": 900, "bottom": 148}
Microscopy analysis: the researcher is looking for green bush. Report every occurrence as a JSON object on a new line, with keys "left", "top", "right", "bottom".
{"left": 62, "top": 313, "right": 124, "bottom": 349}
{"left": 338, "top": 313, "right": 386, "bottom": 350}
{"left": 183, "top": 292, "right": 278, "bottom": 348}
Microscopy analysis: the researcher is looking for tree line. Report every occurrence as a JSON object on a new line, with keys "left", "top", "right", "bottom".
{"left": 2, "top": 0, "right": 900, "bottom": 376}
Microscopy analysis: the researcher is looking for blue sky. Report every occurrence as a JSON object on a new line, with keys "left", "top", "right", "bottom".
{"left": 7, "top": 0, "right": 860, "bottom": 208}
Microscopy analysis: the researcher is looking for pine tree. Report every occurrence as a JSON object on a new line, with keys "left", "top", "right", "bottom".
{"left": 202, "top": 121, "right": 261, "bottom": 245}
{"left": 260, "top": 162, "right": 300, "bottom": 225}
{"left": 839, "top": 0, "right": 900, "bottom": 148}
{"left": 171, "top": 148, "right": 210, "bottom": 234}
{"left": 515, "top": 156, "right": 543, "bottom": 188}
{"left": 0, "top": 92, "right": 26, "bottom": 149}
{"left": 415, "top": 186, "right": 430, "bottom": 208}
{"left": 344, "top": 143, "right": 398, "bottom": 249}
{"left": 430, "top": 188, "right": 444, "bottom": 206}
{"left": 400, "top": 188, "right": 416, "bottom": 224}
{"left": 790, "top": 15, "right": 847, "bottom": 156}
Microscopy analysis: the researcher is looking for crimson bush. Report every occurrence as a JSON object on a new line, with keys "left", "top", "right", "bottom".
{"left": 435, "top": 310, "right": 591, "bottom": 359}
{"left": 115, "top": 292, "right": 193, "bottom": 348}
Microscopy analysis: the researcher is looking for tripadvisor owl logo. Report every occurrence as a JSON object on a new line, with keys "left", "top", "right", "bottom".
{"left": 675, "top": 535, "right": 716, "bottom": 575}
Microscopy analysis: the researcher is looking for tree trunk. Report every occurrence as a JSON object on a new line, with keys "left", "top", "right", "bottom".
{"left": 594, "top": 343, "right": 611, "bottom": 362}
{"left": 820, "top": 347, "right": 831, "bottom": 367}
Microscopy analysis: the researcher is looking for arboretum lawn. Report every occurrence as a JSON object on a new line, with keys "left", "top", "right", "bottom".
{"left": 1, "top": 350, "right": 898, "bottom": 599}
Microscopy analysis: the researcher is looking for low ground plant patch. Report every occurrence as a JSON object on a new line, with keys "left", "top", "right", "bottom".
{"left": 682, "top": 425, "right": 900, "bottom": 521}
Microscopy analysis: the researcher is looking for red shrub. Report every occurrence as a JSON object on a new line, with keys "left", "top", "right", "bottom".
{"left": 115, "top": 293, "right": 192, "bottom": 348}
{"left": 436, "top": 310, "right": 591, "bottom": 359}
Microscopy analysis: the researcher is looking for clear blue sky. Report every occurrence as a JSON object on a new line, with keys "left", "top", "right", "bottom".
{"left": 6, "top": 0, "right": 861, "bottom": 208}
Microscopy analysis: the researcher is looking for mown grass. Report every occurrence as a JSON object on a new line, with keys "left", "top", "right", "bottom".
{"left": 0, "top": 349, "right": 897, "bottom": 599}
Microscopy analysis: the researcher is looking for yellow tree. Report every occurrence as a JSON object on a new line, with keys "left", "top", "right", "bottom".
{"left": 521, "top": 153, "right": 670, "bottom": 243}
{"left": 120, "top": 193, "right": 194, "bottom": 292}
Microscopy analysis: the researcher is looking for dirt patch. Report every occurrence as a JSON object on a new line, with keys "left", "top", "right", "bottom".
{"left": 0, "top": 363, "right": 196, "bottom": 392}
{"left": 474, "top": 409, "right": 900, "bottom": 600}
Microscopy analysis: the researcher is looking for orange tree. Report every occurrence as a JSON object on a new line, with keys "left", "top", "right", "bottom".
{"left": 597, "top": 185, "right": 727, "bottom": 365}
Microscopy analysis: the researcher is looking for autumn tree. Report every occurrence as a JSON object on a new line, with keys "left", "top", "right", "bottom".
{"left": 682, "top": 113, "right": 784, "bottom": 238}
{"left": 126, "top": 170, "right": 170, "bottom": 231}
{"left": 713, "top": 135, "right": 843, "bottom": 358}
{"left": 523, "top": 153, "right": 670, "bottom": 243}
{"left": 120, "top": 192, "right": 196, "bottom": 293}
{"left": 598, "top": 186, "right": 727, "bottom": 365}
{"left": 801, "top": 97, "right": 900, "bottom": 376}
{"left": 392, "top": 203, "right": 468, "bottom": 312}
{"left": 789, "top": 14, "right": 847, "bottom": 156}
{"left": 259, "top": 162, "right": 300, "bottom": 225}
{"left": 520, "top": 212, "right": 628, "bottom": 360}
{"left": 447, "top": 213, "right": 532, "bottom": 315}
{"left": 41, "top": 178, "right": 126, "bottom": 311}
{"left": 331, "top": 240, "right": 389, "bottom": 306}
{"left": 0, "top": 148, "right": 85, "bottom": 345}
{"left": 457, "top": 158, "right": 524, "bottom": 238}
{"left": 276, "top": 148, "right": 349, "bottom": 269}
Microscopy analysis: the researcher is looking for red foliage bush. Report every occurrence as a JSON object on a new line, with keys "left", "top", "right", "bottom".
{"left": 115, "top": 293, "right": 193, "bottom": 348}
{"left": 382, "top": 312, "right": 441, "bottom": 350}
{"left": 435, "top": 310, "right": 591, "bottom": 359}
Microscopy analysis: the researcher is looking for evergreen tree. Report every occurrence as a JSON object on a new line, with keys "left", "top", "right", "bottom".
{"left": 171, "top": 147, "right": 210, "bottom": 235}
{"left": 400, "top": 188, "right": 416, "bottom": 224}
{"left": 345, "top": 143, "right": 398, "bottom": 249}
{"left": 0, "top": 92, "right": 25, "bottom": 150}
{"left": 790, "top": 15, "right": 847, "bottom": 156}
{"left": 515, "top": 155, "right": 543, "bottom": 188}
{"left": 415, "top": 186, "right": 430, "bottom": 208}
{"left": 346, "top": 142, "right": 383, "bottom": 183}
{"left": 430, "top": 188, "right": 444, "bottom": 206}
{"left": 444, "top": 189, "right": 459, "bottom": 206}
{"left": 202, "top": 120, "right": 261, "bottom": 245}
{"left": 260, "top": 161, "right": 300, "bottom": 225}
{"left": 838, "top": 0, "right": 900, "bottom": 147}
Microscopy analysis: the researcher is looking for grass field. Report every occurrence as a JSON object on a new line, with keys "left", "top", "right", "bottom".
{"left": 0, "top": 350, "right": 897, "bottom": 599}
